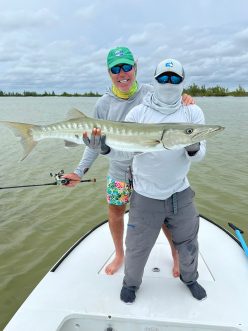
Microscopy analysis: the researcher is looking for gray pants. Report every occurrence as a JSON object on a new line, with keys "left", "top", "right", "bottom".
{"left": 124, "top": 187, "right": 199, "bottom": 288}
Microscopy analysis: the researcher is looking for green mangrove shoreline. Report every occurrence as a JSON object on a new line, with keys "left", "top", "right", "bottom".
{"left": 0, "top": 84, "right": 247, "bottom": 97}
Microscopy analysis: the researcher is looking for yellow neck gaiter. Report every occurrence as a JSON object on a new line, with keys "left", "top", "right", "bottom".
{"left": 112, "top": 81, "right": 138, "bottom": 99}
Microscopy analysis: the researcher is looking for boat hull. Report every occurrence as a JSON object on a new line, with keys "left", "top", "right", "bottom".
{"left": 4, "top": 214, "right": 248, "bottom": 331}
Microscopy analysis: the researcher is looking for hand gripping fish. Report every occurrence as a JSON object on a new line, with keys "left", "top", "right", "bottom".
{"left": 0, "top": 108, "right": 224, "bottom": 160}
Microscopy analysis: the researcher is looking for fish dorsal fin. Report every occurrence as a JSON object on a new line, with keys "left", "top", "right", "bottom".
{"left": 66, "top": 108, "right": 89, "bottom": 120}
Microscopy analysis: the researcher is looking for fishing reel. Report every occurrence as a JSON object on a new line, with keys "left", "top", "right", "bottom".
{"left": 50, "top": 170, "right": 70, "bottom": 185}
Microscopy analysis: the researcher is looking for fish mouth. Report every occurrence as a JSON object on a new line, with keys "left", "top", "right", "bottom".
{"left": 192, "top": 126, "right": 225, "bottom": 141}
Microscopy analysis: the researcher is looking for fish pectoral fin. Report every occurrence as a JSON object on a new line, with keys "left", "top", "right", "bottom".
{"left": 66, "top": 108, "right": 89, "bottom": 120}
{"left": 144, "top": 139, "right": 162, "bottom": 147}
{"left": 64, "top": 140, "right": 80, "bottom": 148}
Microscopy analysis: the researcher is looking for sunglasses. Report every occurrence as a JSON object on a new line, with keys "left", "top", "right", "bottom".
{"left": 156, "top": 73, "right": 183, "bottom": 85}
{"left": 110, "top": 64, "right": 133, "bottom": 74}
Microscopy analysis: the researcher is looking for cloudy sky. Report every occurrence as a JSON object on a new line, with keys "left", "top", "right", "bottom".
{"left": 0, "top": 0, "right": 247, "bottom": 93}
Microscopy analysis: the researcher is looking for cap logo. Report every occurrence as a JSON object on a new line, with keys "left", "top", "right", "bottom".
{"left": 115, "top": 50, "right": 124, "bottom": 57}
{"left": 165, "top": 61, "right": 173, "bottom": 68}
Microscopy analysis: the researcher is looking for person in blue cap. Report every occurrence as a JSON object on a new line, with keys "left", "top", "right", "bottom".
{"left": 63, "top": 48, "right": 195, "bottom": 276}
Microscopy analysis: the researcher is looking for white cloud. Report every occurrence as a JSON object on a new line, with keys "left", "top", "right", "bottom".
{"left": 0, "top": 8, "right": 58, "bottom": 31}
{"left": 128, "top": 32, "right": 149, "bottom": 45}
{"left": 75, "top": 4, "right": 96, "bottom": 21}
{"left": 0, "top": 0, "right": 248, "bottom": 92}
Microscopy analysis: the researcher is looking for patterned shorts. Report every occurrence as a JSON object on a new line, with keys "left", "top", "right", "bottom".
{"left": 106, "top": 176, "right": 132, "bottom": 205}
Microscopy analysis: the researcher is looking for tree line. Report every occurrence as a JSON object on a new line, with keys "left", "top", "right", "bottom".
{"left": 183, "top": 84, "right": 248, "bottom": 96}
{"left": 0, "top": 91, "right": 101, "bottom": 97}
{"left": 0, "top": 85, "right": 247, "bottom": 97}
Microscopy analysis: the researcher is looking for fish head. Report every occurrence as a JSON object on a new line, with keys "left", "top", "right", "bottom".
{"left": 161, "top": 123, "right": 225, "bottom": 149}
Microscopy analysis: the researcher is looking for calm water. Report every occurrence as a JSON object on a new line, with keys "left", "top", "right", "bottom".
{"left": 0, "top": 97, "right": 247, "bottom": 329}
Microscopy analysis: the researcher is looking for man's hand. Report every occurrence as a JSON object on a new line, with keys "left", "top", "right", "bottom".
{"left": 182, "top": 93, "right": 195, "bottom": 105}
{"left": 185, "top": 143, "right": 200, "bottom": 156}
{"left": 61, "top": 173, "right": 81, "bottom": 187}
{"left": 83, "top": 128, "right": 110, "bottom": 155}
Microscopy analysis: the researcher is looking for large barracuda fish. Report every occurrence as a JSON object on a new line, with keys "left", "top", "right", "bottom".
{"left": 0, "top": 108, "right": 224, "bottom": 160}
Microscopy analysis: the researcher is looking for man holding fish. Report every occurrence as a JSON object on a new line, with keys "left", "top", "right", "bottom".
{"left": 85, "top": 58, "right": 210, "bottom": 303}
{"left": 0, "top": 47, "right": 223, "bottom": 294}
{"left": 63, "top": 47, "right": 195, "bottom": 276}
{"left": 0, "top": 50, "right": 223, "bottom": 302}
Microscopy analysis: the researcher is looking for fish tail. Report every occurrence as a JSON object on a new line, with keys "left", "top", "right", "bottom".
{"left": 0, "top": 121, "right": 38, "bottom": 160}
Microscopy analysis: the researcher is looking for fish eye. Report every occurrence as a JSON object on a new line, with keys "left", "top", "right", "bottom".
{"left": 185, "top": 128, "right": 194, "bottom": 134}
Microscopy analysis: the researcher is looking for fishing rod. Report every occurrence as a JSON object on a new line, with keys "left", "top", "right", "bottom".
{"left": 228, "top": 222, "right": 248, "bottom": 257}
{"left": 0, "top": 170, "right": 96, "bottom": 190}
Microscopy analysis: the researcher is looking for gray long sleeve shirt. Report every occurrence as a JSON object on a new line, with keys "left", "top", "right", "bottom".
{"left": 74, "top": 84, "right": 153, "bottom": 182}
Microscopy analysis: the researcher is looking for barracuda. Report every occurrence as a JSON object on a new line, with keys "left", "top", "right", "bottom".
{"left": 0, "top": 108, "right": 224, "bottom": 160}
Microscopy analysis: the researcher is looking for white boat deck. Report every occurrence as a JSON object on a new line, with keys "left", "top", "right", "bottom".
{"left": 4, "top": 215, "right": 248, "bottom": 331}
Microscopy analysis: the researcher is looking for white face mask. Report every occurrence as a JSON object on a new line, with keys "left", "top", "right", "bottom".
{"left": 142, "top": 78, "right": 184, "bottom": 115}
{"left": 154, "top": 80, "right": 184, "bottom": 104}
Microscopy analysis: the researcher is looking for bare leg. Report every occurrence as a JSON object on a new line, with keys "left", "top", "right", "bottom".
{"left": 105, "top": 204, "right": 126, "bottom": 275}
{"left": 162, "top": 223, "right": 180, "bottom": 277}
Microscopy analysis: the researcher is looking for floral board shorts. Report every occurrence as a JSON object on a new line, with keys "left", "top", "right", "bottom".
{"left": 106, "top": 176, "right": 132, "bottom": 205}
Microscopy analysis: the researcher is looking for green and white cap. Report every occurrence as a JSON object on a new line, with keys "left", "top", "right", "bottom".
{"left": 107, "top": 46, "right": 135, "bottom": 68}
{"left": 154, "top": 58, "right": 184, "bottom": 78}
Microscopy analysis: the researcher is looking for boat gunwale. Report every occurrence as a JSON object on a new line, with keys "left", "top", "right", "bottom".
{"left": 51, "top": 213, "right": 241, "bottom": 273}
